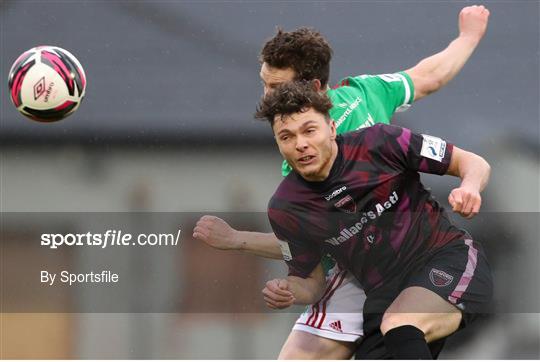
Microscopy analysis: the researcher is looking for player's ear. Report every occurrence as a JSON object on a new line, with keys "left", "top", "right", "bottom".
{"left": 312, "top": 79, "right": 322, "bottom": 92}
{"left": 329, "top": 119, "right": 336, "bottom": 140}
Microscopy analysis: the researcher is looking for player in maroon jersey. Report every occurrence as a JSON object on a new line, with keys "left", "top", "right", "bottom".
{"left": 194, "top": 5, "right": 490, "bottom": 359}
{"left": 258, "top": 81, "right": 493, "bottom": 359}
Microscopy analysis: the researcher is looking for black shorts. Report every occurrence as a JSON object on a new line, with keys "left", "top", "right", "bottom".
{"left": 355, "top": 237, "right": 493, "bottom": 359}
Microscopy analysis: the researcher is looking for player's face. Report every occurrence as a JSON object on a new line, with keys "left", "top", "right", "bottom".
{"left": 273, "top": 108, "right": 337, "bottom": 181}
{"left": 260, "top": 63, "right": 296, "bottom": 96}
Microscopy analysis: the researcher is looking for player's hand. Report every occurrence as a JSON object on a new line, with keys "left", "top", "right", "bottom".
{"left": 459, "top": 5, "right": 490, "bottom": 42}
{"left": 192, "top": 215, "right": 241, "bottom": 250}
{"left": 448, "top": 186, "right": 482, "bottom": 219}
{"left": 262, "top": 279, "right": 295, "bottom": 309}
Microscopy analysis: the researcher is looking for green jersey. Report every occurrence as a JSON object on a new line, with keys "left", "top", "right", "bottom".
{"left": 281, "top": 71, "right": 414, "bottom": 176}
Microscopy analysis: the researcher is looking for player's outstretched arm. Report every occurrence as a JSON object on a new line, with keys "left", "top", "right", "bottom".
{"left": 262, "top": 264, "right": 326, "bottom": 309}
{"left": 192, "top": 215, "right": 283, "bottom": 259}
{"left": 405, "top": 5, "right": 490, "bottom": 101}
{"left": 446, "top": 146, "right": 491, "bottom": 219}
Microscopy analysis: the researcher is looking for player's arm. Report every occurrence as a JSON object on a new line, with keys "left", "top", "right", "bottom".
{"left": 286, "top": 264, "right": 326, "bottom": 305}
{"left": 371, "top": 124, "right": 490, "bottom": 219}
{"left": 445, "top": 146, "right": 491, "bottom": 218}
{"left": 404, "top": 5, "right": 489, "bottom": 101}
{"left": 263, "top": 207, "right": 325, "bottom": 308}
{"left": 262, "top": 264, "right": 326, "bottom": 309}
{"left": 193, "top": 215, "right": 283, "bottom": 259}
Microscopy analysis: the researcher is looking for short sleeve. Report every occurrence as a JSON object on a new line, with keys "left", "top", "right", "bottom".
{"left": 268, "top": 206, "right": 321, "bottom": 278}
{"left": 348, "top": 71, "right": 414, "bottom": 118}
{"left": 370, "top": 124, "right": 454, "bottom": 175}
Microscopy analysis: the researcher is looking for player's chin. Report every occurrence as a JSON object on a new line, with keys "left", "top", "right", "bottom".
{"left": 296, "top": 165, "right": 320, "bottom": 179}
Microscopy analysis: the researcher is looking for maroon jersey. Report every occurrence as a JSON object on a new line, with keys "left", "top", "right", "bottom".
{"left": 268, "top": 124, "right": 465, "bottom": 292}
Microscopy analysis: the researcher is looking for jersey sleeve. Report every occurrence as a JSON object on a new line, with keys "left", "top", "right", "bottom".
{"left": 268, "top": 206, "right": 322, "bottom": 278}
{"left": 348, "top": 71, "right": 414, "bottom": 119}
{"left": 369, "top": 124, "right": 454, "bottom": 175}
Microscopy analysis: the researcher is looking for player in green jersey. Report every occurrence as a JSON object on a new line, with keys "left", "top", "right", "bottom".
{"left": 280, "top": 72, "right": 414, "bottom": 176}
{"left": 193, "top": 5, "right": 490, "bottom": 359}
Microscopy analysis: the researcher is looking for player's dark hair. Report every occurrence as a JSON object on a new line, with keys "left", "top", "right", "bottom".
{"left": 259, "top": 27, "right": 333, "bottom": 87}
{"left": 255, "top": 81, "right": 333, "bottom": 127}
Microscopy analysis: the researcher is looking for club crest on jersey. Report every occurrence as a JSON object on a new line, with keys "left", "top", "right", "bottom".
{"left": 334, "top": 195, "right": 356, "bottom": 213}
{"left": 429, "top": 268, "right": 454, "bottom": 287}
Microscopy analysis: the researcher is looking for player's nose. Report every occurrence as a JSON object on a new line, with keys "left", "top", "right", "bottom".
{"left": 295, "top": 135, "right": 308, "bottom": 151}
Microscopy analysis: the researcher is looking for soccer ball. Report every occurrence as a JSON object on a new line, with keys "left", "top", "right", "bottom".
{"left": 8, "top": 46, "right": 86, "bottom": 122}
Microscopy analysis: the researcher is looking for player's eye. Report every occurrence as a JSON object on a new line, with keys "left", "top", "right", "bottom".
{"left": 279, "top": 134, "right": 293, "bottom": 142}
{"left": 306, "top": 128, "right": 316, "bottom": 134}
